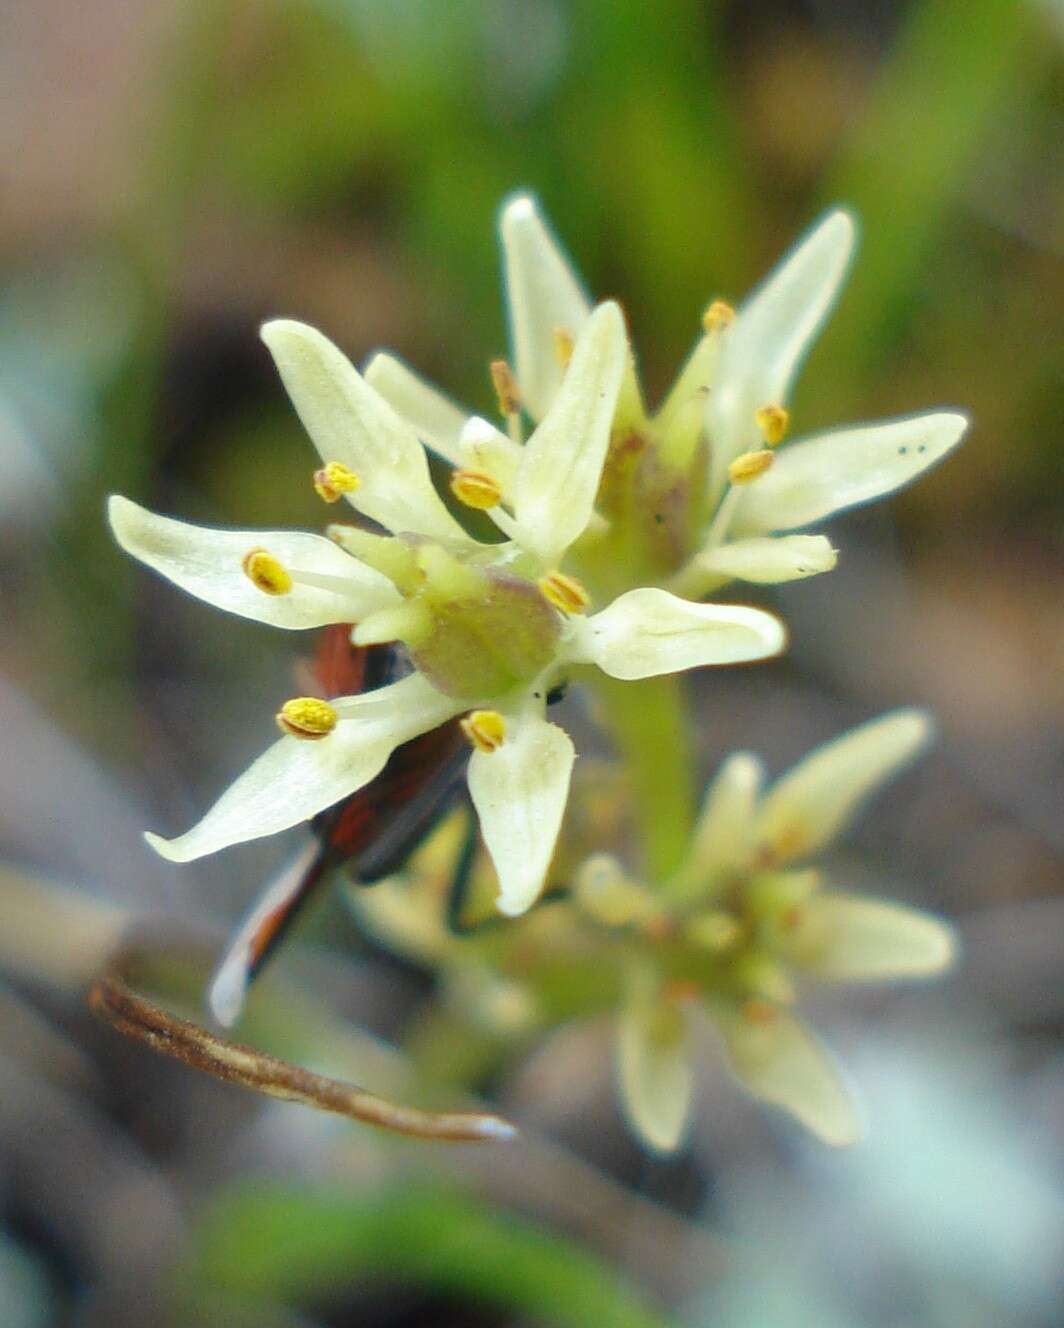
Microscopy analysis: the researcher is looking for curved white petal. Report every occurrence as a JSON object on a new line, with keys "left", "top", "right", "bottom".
{"left": 789, "top": 893, "right": 956, "bottom": 981}
{"left": 467, "top": 712, "right": 574, "bottom": 917}
{"left": 713, "top": 1005, "right": 861, "bottom": 1146}
{"left": 694, "top": 534, "right": 838, "bottom": 586}
{"left": 689, "top": 751, "right": 765, "bottom": 877}
{"left": 732, "top": 412, "right": 969, "bottom": 536}
{"left": 109, "top": 495, "right": 399, "bottom": 629}
{"left": 146, "top": 674, "right": 460, "bottom": 862}
{"left": 578, "top": 588, "right": 785, "bottom": 680}
{"left": 500, "top": 193, "right": 592, "bottom": 421}
{"left": 756, "top": 709, "right": 933, "bottom": 862}
{"left": 363, "top": 351, "right": 468, "bottom": 466}
{"left": 512, "top": 300, "right": 627, "bottom": 566}
{"left": 261, "top": 320, "right": 466, "bottom": 542}
{"left": 708, "top": 210, "right": 856, "bottom": 496}
{"left": 617, "top": 989, "right": 692, "bottom": 1154}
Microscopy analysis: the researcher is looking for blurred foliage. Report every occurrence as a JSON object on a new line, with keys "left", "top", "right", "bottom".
{"left": 184, "top": 1181, "right": 676, "bottom": 1326}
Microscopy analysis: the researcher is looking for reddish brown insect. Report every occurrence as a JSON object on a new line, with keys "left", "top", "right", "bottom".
{"left": 209, "top": 625, "right": 469, "bottom": 1026}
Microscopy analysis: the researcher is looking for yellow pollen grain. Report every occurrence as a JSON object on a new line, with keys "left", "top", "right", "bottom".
{"left": 313, "top": 461, "right": 361, "bottom": 503}
{"left": 242, "top": 548, "right": 292, "bottom": 596}
{"left": 460, "top": 709, "right": 506, "bottom": 754}
{"left": 450, "top": 467, "right": 502, "bottom": 511}
{"left": 728, "top": 449, "right": 774, "bottom": 485}
{"left": 552, "top": 326, "right": 575, "bottom": 371}
{"left": 490, "top": 359, "right": 521, "bottom": 417}
{"left": 754, "top": 404, "right": 790, "bottom": 446}
{"left": 276, "top": 696, "right": 338, "bottom": 740}
{"left": 702, "top": 299, "right": 735, "bottom": 333}
{"left": 538, "top": 571, "right": 591, "bottom": 615}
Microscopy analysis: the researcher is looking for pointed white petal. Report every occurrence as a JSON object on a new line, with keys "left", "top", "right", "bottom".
{"left": 261, "top": 320, "right": 466, "bottom": 542}
{"left": 617, "top": 989, "right": 692, "bottom": 1154}
{"left": 713, "top": 1005, "right": 862, "bottom": 1145}
{"left": 708, "top": 210, "right": 856, "bottom": 494}
{"left": 467, "top": 712, "right": 574, "bottom": 917}
{"left": 500, "top": 193, "right": 592, "bottom": 421}
{"left": 732, "top": 412, "right": 969, "bottom": 535}
{"left": 693, "top": 534, "right": 838, "bottom": 586}
{"left": 363, "top": 351, "right": 469, "bottom": 466}
{"left": 512, "top": 301, "right": 626, "bottom": 566}
{"left": 789, "top": 893, "right": 956, "bottom": 981}
{"left": 690, "top": 751, "right": 765, "bottom": 876}
{"left": 578, "top": 588, "right": 785, "bottom": 680}
{"left": 109, "top": 495, "right": 399, "bottom": 629}
{"left": 146, "top": 674, "right": 459, "bottom": 863}
{"left": 756, "top": 708, "right": 932, "bottom": 862}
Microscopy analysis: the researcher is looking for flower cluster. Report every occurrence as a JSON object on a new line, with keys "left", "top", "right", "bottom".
{"left": 367, "top": 196, "right": 967, "bottom": 600}
{"left": 111, "top": 191, "right": 965, "bottom": 1147}
{"left": 351, "top": 711, "right": 954, "bottom": 1149}
{"left": 111, "top": 301, "right": 782, "bottom": 917}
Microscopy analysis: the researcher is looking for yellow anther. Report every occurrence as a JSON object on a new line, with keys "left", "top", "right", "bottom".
{"left": 741, "top": 998, "right": 779, "bottom": 1027}
{"left": 552, "top": 326, "right": 575, "bottom": 371}
{"left": 702, "top": 299, "right": 736, "bottom": 333}
{"left": 490, "top": 359, "right": 521, "bottom": 417}
{"left": 276, "top": 696, "right": 338, "bottom": 740}
{"left": 754, "top": 404, "right": 790, "bottom": 447}
{"left": 460, "top": 710, "right": 506, "bottom": 754}
{"left": 686, "top": 910, "right": 743, "bottom": 953}
{"left": 728, "top": 449, "right": 774, "bottom": 485}
{"left": 242, "top": 548, "right": 292, "bottom": 596}
{"left": 313, "top": 461, "right": 361, "bottom": 503}
{"left": 538, "top": 571, "right": 591, "bottom": 616}
{"left": 450, "top": 467, "right": 503, "bottom": 511}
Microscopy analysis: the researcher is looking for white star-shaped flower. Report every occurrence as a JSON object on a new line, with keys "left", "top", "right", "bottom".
{"left": 364, "top": 195, "right": 968, "bottom": 597}
{"left": 578, "top": 709, "right": 954, "bottom": 1151}
{"left": 111, "top": 302, "right": 784, "bottom": 917}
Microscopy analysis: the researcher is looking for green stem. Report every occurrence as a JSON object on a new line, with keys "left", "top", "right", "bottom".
{"left": 591, "top": 672, "right": 696, "bottom": 881}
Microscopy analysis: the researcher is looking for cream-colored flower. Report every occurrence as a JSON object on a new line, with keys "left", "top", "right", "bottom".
{"left": 579, "top": 710, "right": 954, "bottom": 1151}
{"left": 366, "top": 195, "right": 967, "bottom": 598}
{"left": 111, "top": 303, "right": 784, "bottom": 918}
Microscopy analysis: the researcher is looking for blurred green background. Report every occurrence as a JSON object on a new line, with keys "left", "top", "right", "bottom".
{"left": 0, "top": 1, "right": 1062, "bottom": 1325}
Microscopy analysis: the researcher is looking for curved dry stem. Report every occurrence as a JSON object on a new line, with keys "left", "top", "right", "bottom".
{"left": 87, "top": 946, "right": 517, "bottom": 1144}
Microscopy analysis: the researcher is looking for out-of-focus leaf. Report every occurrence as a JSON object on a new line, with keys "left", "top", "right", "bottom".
{"left": 817, "top": 0, "right": 1045, "bottom": 405}
{"left": 184, "top": 1182, "right": 676, "bottom": 1328}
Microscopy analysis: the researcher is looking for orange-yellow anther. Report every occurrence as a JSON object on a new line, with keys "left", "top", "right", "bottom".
{"left": 754, "top": 404, "right": 790, "bottom": 447}
{"left": 741, "top": 998, "right": 779, "bottom": 1027}
{"left": 460, "top": 709, "right": 506, "bottom": 754}
{"left": 276, "top": 696, "right": 338, "bottom": 740}
{"left": 702, "top": 299, "right": 736, "bottom": 333}
{"left": 552, "top": 326, "right": 575, "bottom": 371}
{"left": 490, "top": 359, "right": 521, "bottom": 417}
{"left": 728, "top": 449, "right": 774, "bottom": 485}
{"left": 450, "top": 467, "right": 503, "bottom": 510}
{"left": 313, "top": 461, "right": 361, "bottom": 503}
{"left": 242, "top": 548, "right": 292, "bottom": 595}
{"left": 538, "top": 571, "right": 591, "bottom": 616}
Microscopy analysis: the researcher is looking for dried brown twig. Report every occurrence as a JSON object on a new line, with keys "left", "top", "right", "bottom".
{"left": 87, "top": 946, "right": 517, "bottom": 1143}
